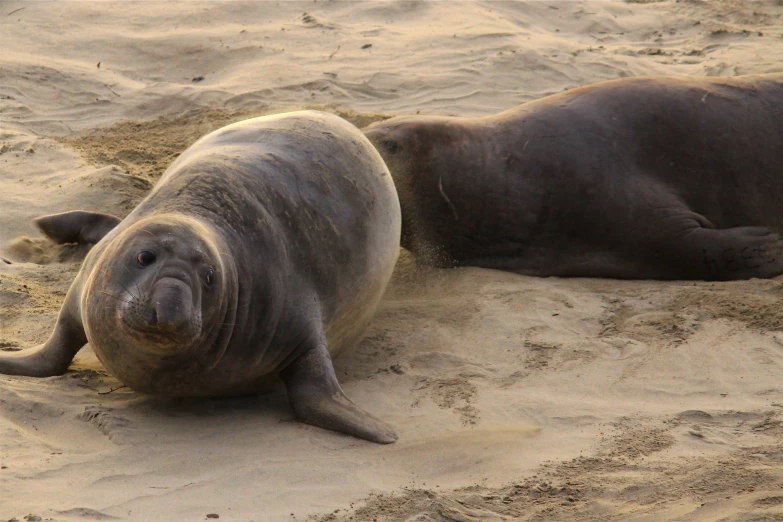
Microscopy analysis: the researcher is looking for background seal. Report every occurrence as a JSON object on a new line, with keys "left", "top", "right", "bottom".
{"left": 365, "top": 74, "right": 783, "bottom": 280}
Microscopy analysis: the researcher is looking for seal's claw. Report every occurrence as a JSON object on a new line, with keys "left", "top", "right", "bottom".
{"left": 281, "top": 343, "right": 398, "bottom": 444}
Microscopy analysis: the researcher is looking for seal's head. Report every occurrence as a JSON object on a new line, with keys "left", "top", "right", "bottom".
{"left": 81, "top": 215, "right": 238, "bottom": 394}
{"left": 364, "top": 116, "right": 472, "bottom": 265}
{"left": 363, "top": 115, "right": 459, "bottom": 182}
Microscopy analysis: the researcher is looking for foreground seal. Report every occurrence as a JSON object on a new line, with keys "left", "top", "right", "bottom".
{"left": 364, "top": 74, "right": 783, "bottom": 280}
{"left": 0, "top": 111, "right": 401, "bottom": 443}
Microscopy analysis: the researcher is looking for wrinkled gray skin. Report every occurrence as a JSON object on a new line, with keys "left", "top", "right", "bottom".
{"left": 364, "top": 74, "right": 783, "bottom": 280}
{"left": 0, "top": 111, "right": 401, "bottom": 444}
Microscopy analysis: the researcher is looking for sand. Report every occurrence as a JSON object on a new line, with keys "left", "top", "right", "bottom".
{"left": 3, "top": 1, "right": 783, "bottom": 521}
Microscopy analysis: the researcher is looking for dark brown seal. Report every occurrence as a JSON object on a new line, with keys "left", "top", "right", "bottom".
{"left": 364, "top": 74, "right": 783, "bottom": 280}
{"left": 0, "top": 111, "right": 401, "bottom": 444}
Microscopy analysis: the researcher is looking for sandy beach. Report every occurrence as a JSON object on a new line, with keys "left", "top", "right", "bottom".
{"left": 3, "top": 1, "right": 783, "bottom": 521}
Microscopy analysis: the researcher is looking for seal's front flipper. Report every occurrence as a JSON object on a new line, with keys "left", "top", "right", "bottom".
{"left": 280, "top": 343, "right": 398, "bottom": 444}
{"left": 35, "top": 211, "right": 121, "bottom": 246}
{"left": 643, "top": 220, "right": 783, "bottom": 280}
{"left": 692, "top": 226, "right": 783, "bottom": 280}
{"left": 0, "top": 311, "right": 86, "bottom": 377}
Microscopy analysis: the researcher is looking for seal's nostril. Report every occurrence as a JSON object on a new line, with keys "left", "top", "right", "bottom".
{"left": 150, "top": 279, "right": 194, "bottom": 334}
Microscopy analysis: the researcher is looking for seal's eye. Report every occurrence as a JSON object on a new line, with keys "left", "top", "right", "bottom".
{"left": 136, "top": 251, "right": 156, "bottom": 266}
{"left": 205, "top": 268, "right": 214, "bottom": 285}
{"left": 381, "top": 139, "right": 400, "bottom": 154}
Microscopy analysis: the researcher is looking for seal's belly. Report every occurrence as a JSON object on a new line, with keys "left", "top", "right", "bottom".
{"left": 174, "top": 279, "right": 395, "bottom": 397}
{"left": 325, "top": 237, "right": 400, "bottom": 360}
{"left": 325, "top": 274, "right": 389, "bottom": 360}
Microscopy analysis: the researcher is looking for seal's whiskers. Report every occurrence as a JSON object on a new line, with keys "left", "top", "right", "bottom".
{"left": 98, "top": 268, "right": 140, "bottom": 301}
{"left": 97, "top": 290, "right": 132, "bottom": 304}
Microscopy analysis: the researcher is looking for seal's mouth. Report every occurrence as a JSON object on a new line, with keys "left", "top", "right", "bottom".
{"left": 116, "top": 275, "right": 203, "bottom": 348}
{"left": 120, "top": 312, "right": 200, "bottom": 347}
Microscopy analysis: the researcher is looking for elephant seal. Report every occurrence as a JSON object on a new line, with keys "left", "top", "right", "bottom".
{"left": 0, "top": 111, "right": 401, "bottom": 444}
{"left": 364, "top": 73, "right": 783, "bottom": 280}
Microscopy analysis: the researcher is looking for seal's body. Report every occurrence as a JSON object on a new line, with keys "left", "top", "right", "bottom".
{"left": 364, "top": 74, "right": 783, "bottom": 280}
{"left": 1, "top": 111, "right": 401, "bottom": 443}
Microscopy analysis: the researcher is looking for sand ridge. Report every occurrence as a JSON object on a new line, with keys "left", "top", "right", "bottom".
{"left": 4, "top": 1, "right": 783, "bottom": 521}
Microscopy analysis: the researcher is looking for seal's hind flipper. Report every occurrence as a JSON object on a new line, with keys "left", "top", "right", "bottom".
{"left": 280, "top": 343, "right": 398, "bottom": 444}
{"left": 35, "top": 211, "right": 121, "bottom": 246}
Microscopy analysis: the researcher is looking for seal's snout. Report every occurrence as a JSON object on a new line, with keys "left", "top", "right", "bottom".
{"left": 148, "top": 277, "right": 195, "bottom": 335}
